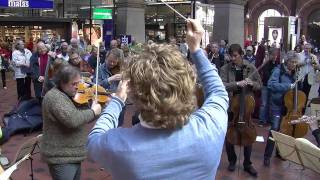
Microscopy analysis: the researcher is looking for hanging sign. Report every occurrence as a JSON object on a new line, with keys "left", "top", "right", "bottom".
{"left": 0, "top": 0, "right": 54, "bottom": 9}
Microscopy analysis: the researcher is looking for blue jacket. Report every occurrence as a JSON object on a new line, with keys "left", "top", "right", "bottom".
{"left": 93, "top": 63, "right": 119, "bottom": 92}
{"left": 268, "top": 64, "right": 295, "bottom": 107}
{"left": 87, "top": 49, "right": 229, "bottom": 179}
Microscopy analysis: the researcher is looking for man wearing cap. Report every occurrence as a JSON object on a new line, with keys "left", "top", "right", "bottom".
{"left": 244, "top": 46, "right": 256, "bottom": 65}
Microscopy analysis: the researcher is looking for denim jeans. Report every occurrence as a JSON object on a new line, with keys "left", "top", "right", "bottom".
{"left": 259, "top": 86, "right": 270, "bottom": 123}
{"left": 48, "top": 163, "right": 81, "bottom": 180}
{"left": 264, "top": 106, "right": 282, "bottom": 159}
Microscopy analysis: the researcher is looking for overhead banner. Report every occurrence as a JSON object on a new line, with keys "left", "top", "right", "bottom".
{"left": 0, "top": 0, "right": 54, "bottom": 9}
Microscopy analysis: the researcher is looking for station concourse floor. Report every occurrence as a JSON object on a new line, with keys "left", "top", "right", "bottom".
{"left": 0, "top": 73, "right": 318, "bottom": 180}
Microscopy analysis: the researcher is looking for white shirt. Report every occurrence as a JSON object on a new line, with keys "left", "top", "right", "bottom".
{"left": 12, "top": 48, "right": 32, "bottom": 79}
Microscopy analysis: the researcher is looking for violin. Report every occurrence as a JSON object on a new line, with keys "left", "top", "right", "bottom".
{"left": 73, "top": 80, "right": 112, "bottom": 106}
{"left": 280, "top": 71, "right": 308, "bottom": 138}
{"left": 110, "top": 64, "right": 121, "bottom": 75}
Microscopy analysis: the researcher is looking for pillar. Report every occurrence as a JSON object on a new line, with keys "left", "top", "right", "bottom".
{"left": 116, "top": 0, "right": 145, "bottom": 43}
{"left": 212, "top": 0, "right": 246, "bottom": 46}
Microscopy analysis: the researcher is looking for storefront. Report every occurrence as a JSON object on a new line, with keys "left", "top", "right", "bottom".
{"left": 145, "top": 1, "right": 191, "bottom": 42}
{"left": 0, "top": 0, "right": 72, "bottom": 46}
{"left": 0, "top": 17, "right": 72, "bottom": 44}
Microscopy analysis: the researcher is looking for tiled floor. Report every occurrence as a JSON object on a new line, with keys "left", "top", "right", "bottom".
{"left": 0, "top": 72, "right": 319, "bottom": 180}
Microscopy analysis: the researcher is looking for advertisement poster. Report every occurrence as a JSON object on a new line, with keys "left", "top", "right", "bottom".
{"left": 268, "top": 28, "right": 282, "bottom": 48}
{"left": 83, "top": 24, "right": 102, "bottom": 47}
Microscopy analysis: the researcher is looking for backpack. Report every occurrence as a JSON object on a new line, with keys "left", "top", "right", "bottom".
{"left": 0, "top": 99, "right": 42, "bottom": 145}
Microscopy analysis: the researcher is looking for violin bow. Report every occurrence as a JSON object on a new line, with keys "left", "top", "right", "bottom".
{"left": 95, "top": 45, "right": 100, "bottom": 101}
{"left": 247, "top": 57, "right": 270, "bottom": 79}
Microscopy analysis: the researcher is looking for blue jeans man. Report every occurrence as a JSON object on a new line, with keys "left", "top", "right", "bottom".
{"left": 263, "top": 106, "right": 282, "bottom": 166}
{"left": 259, "top": 86, "right": 270, "bottom": 124}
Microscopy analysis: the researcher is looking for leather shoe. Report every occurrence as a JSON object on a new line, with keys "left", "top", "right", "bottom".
{"left": 244, "top": 165, "right": 258, "bottom": 177}
{"left": 228, "top": 163, "right": 236, "bottom": 172}
{"left": 264, "top": 158, "right": 270, "bottom": 167}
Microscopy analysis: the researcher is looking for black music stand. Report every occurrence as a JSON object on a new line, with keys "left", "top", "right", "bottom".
{"left": 10, "top": 134, "right": 42, "bottom": 180}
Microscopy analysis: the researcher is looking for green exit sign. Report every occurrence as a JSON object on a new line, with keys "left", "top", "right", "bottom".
{"left": 93, "top": 8, "right": 112, "bottom": 19}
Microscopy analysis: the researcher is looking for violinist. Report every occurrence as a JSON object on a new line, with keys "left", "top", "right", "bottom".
{"left": 208, "top": 42, "right": 222, "bottom": 70}
{"left": 297, "top": 43, "right": 320, "bottom": 96}
{"left": 41, "top": 65, "right": 101, "bottom": 180}
{"left": 94, "top": 48, "right": 125, "bottom": 126}
{"left": 220, "top": 44, "right": 262, "bottom": 177}
{"left": 291, "top": 115, "right": 320, "bottom": 147}
{"left": 263, "top": 51, "right": 299, "bottom": 166}
{"left": 94, "top": 48, "right": 123, "bottom": 92}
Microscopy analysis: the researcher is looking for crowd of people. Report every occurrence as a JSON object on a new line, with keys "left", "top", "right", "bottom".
{"left": 0, "top": 19, "right": 319, "bottom": 180}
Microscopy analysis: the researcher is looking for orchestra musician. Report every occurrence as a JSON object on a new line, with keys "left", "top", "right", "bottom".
{"left": 41, "top": 65, "right": 101, "bottom": 180}
{"left": 263, "top": 51, "right": 299, "bottom": 166}
{"left": 297, "top": 43, "right": 320, "bottom": 97}
{"left": 93, "top": 48, "right": 125, "bottom": 126}
{"left": 220, "top": 44, "right": 262, "bottom": 177}
{"left": 291, "top": 115, "right": 320, "bottom": 147}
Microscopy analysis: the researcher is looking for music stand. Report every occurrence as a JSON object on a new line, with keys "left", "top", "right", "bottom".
{"left": 271, "top": 131, "right": 320, "bottom": 176}
{"left": 9, "top": 134, "right": 42, "bottom": 180}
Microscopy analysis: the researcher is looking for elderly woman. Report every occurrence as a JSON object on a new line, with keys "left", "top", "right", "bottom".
{"left": 263, "top": 51, "right": 299, "bottom": 166}
{"left": 12, "top": 40, "right": 32, "bottom": 100}
{"left": 30, "top": 42, "right": 52, "bottom": 101}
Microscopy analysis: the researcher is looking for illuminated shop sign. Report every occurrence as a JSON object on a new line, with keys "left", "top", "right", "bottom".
{"left": 0, "top": 0, "right": 54, "bottom": 8}
{"left": 93, "top": 8, "right": 112, "bottom": 20}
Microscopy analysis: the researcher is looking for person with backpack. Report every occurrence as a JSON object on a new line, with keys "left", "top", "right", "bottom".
{"left": 263, "top": 51, "right": 299, "bottom": 166}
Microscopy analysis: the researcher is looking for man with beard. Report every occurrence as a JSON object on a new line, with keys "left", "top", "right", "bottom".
{"left": 41, "top": 65, "right": 101, "bottom": 180}
{"left": 95, "top": 48, "right": 123, "bottom": 92}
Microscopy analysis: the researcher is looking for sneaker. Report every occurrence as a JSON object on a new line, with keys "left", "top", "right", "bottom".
{"left": 264, "top": 158, "right": 270, "bottom": 167}
{"left": 228, "top": 163, "right": 236, "bottom": 172}
{"left": 244, "top": 165, "right": 258, "bottom": 177}
{"left": 3, "top": 87, "right": 7, "bottom": 90}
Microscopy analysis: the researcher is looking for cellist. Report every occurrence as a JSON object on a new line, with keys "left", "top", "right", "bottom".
{"left": 263, "top": 51, "right": 298, "bottom": 166}
{"left": 220, "top": 44, "right": 262, "bottom": 177}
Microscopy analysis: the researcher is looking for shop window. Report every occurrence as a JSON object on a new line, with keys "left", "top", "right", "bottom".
{"left": 258, "top": 9, "right": 281, "bottom": 43}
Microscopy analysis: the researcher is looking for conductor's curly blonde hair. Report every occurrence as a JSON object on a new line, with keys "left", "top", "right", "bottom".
{"left": 123, "top": 44, "right": 197, "bottom": 129}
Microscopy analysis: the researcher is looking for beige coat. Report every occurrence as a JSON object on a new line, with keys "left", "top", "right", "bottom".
{"left": 220, "top": 60, "right": 262, "bottom": 99}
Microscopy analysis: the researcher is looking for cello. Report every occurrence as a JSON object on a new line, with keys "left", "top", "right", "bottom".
{"left": 226, "top": 74, "right": 257, "bottom": 146}
{"left": 280, "top": 70, "right": 308, "bottom": 138}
